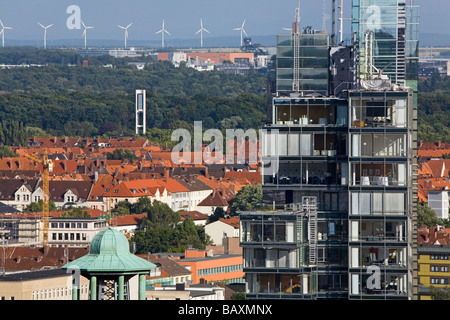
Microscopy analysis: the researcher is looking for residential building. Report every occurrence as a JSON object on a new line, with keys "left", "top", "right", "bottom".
{"left": 174, "top": 176, "right": 213, "bottom": 211}
{"left": 48, "top": 180, "right": 93, "bottom": 209}
{"left": 49, "top": 217, "right": 108, "bottom": 247}
{"left": 0, "top": 178, "right": 39, "bottom": 211}
{"left": 196, "top": 190, "right": 230, "bottom": 215}
{"left": 241, "top": 0, "right": 419, "bottom": 300}
{"left": 428, "top": 190, "right": 449, "bottom": 220}
{"left": 112, "top": 213, "right": 146, "bottom": 238}
{"left": 205, "top": 217, "right": 240, "bottom": 245}
{"left": 417, "top": 244, "right": 450, "bottom": 300}
{"left": 179, "top": 210, "right": 209, "bottom": 226}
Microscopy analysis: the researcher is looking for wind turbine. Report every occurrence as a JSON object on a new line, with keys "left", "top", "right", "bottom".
{"left": 37, "top": 22, "right": 53, "bottom": 49}
{"left": 118, "top": 23, "right": 132, "bottom": 49}
{"left": 195, "top": 19, "right": 210, "bottom": 48}
{"left": 81, "top": 20, "right": 94, "bottom": 49}
{"left": 233, "top": 19, "right": 247, "bottom": 47}
{"left": 155, "top": 20, "right": 171, "bottom": 48}
{"left": 0, "top": 20, "right": 12, "bottom": 48}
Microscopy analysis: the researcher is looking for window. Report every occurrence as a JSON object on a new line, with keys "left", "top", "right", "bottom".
{"left": 441, "top": 266, "right": 449, "bottom": 272}
{"left": 431, "top": 266, "right": 439, "bottom": 272}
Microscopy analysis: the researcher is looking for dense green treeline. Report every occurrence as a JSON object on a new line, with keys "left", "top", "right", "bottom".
{"left": 0, "top": 48, "right": 266, "bottom": 98}
{"left": 0, "top": 48, "right": 268, "bottom": 142}
{"left": 418, "top": 74, "right": 450, "bottom": 143}
{"left": 0, "top": 91, "right": 267, "bottom": 138}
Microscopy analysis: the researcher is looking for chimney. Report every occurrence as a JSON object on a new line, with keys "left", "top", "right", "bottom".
{"left": 419, "top": 140, "right": 423, "bottom": 148}
{"left": 438, "top": 140, "right": 442, "bottom": 148}
{"left": 205, "top": 166, "right": 209, "bottom": 178}
{"left": 165, "top": 168, "right": 169, "bottom": 181}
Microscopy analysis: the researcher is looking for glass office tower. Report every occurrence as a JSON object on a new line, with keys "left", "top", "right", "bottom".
{"left": 240, "top": 0, "right": 419, "bottom": 300}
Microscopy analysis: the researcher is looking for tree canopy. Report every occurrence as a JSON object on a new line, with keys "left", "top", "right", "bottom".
{"left": 229, "top": 184, "right": 263, "bottom": 216}
{"left": 130, "top": 200, "right": 212, "bottom": 254}
{"left": 0, "top": 49, "right": 268, "bottom": 143}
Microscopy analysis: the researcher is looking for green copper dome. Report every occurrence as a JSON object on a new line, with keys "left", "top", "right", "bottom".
{"left": 89, "top": 228, "right": 131, "bottom": 255}
{"left": 62, "top": 227, "right": 155, "bottom": 273}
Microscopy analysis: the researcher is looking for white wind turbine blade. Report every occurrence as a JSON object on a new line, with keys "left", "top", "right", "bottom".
{"left": 37, "top": 22, "right": 45, "bottom": 28}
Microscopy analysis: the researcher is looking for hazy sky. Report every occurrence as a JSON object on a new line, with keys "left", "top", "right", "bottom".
{"left": 0, "top": 0, "right": 442, "bottom": 43}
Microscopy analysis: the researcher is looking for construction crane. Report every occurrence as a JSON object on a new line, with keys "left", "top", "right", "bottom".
{"left": 23, "top": 149, "right": 53, "bottom": 245}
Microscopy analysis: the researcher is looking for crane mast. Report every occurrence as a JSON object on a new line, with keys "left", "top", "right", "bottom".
{"left": 23, "top": 150, "right": 52, "bottom": 245}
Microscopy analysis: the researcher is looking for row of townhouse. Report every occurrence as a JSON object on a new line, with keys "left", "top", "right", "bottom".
{"left": 87, "top": 176, "right": 215, "bottom": 213}
{"left": 0, "top": 175, "right": 218, "bottom": 214}
{"left": 0, "top": 178, "right": 92, "bottom": 212}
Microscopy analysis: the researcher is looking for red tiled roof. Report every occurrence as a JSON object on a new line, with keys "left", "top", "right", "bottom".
{"left": 115, "top": 213, "right": 146, "bottom": 226}
{"left": 218, "top": 217, "right": 240, "bottom": 228}
{"left": 179, "top": 210, "right": 208, "bottom": 221}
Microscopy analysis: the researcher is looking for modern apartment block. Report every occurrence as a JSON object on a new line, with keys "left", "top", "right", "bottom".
{"left": 240, "top": 0, "right": 419, "bottom": 299}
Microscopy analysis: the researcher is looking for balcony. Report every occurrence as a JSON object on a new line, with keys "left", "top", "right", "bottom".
{"left": 350, "top": 162, "right": 407, "bottom": 187}
{"left": 350, "top": 220, "right": 407, "bottom": 244}
{"left": 273, "top": 101, "right": 348, "bottom": 127}
{"left": 350, "top": 245, "right": 407, "bottom": 270}
{"left": 350, "top": 273, "right": 408, "bottom": 297}
{"left": 349, "top": 96, "right": 408, "bottom": 129}
{"left": 240, "top": 220, "right": 296, "bottom": 245}
{"left": 351, "top": 133, "right": 407, "bottom": 158}
{"left": 244, "top": 248, "right": 299, "bottom": 269}
{"left": 263, "top": 161, "right": 346, "bottom": 187}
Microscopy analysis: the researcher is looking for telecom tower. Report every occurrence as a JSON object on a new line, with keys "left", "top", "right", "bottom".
{"left": 135, "top": 90, "right": 146, "bottom": 135}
